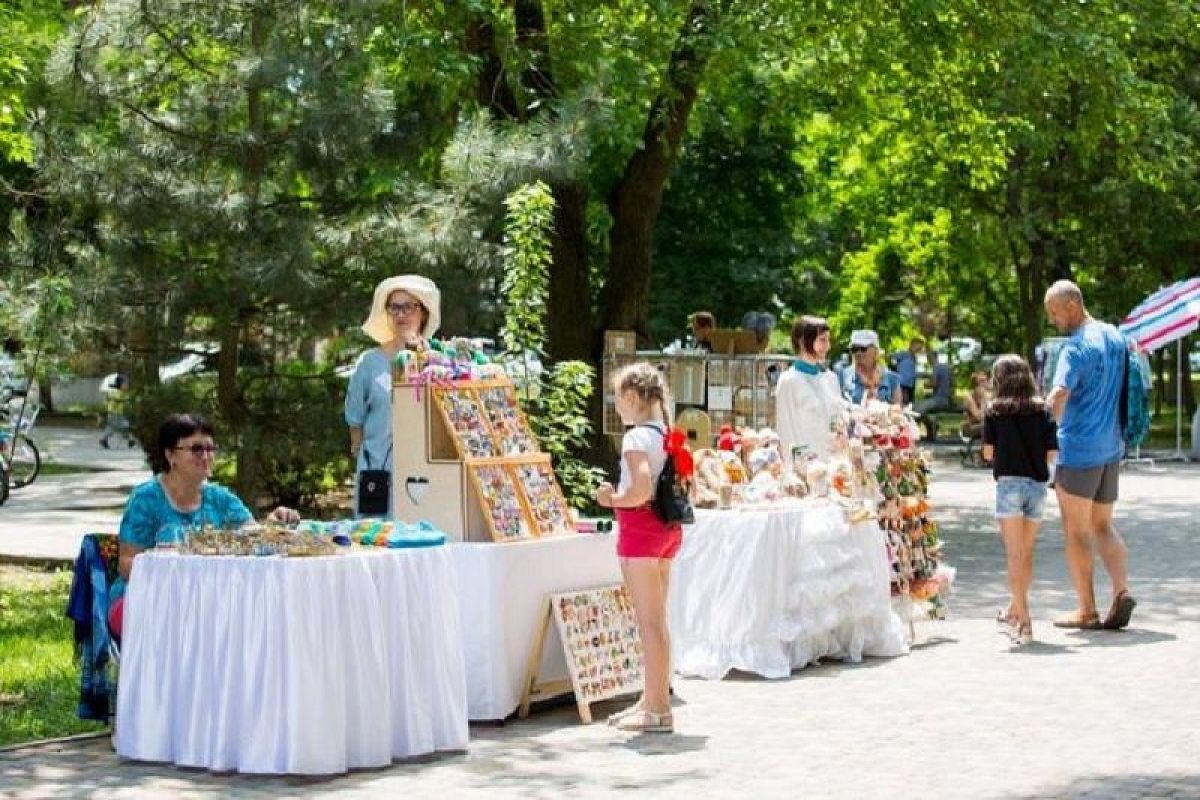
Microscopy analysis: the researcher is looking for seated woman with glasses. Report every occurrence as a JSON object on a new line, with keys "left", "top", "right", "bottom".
{"left": 345, "top": 274, "right": 441, "bottom": 518}
{"left": 107, "top": 413, "right": 299, "bottom": 639}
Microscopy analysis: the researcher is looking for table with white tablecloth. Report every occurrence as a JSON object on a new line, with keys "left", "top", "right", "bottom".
{"left": 669, "top": 503, "right": 908, "bottom": 680}
{"left": 452, "top": 533, "right": 622, "bottom": 721}
{"left": 116, "top": 547, "right": 468, "bottom": 774}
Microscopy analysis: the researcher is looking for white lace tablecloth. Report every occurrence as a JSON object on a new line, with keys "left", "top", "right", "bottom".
{"left": 115, "top": 548, "right": 468, "bottom": 774}
{"left": 669, "top": 503, "right": 908, "bottom": 679}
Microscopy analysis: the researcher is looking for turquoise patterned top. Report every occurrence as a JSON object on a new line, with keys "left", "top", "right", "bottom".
{"left": 110, "top": 478, "right": 252, "bottom": 602}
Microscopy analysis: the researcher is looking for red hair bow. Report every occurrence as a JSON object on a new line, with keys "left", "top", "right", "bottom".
{"left": 665, "top": 426, "right": 694, "bottom": 479}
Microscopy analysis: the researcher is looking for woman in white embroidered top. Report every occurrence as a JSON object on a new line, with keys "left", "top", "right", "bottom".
{"left": 775, "top": 315, "right": 846, "bottom": 465}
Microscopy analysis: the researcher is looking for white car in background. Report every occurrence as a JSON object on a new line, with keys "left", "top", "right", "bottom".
{"left": 102, "top": 342, "right": 220, "bottom": 388}
{"left": 936, "top": 336, "right": 983, "bottom": 364}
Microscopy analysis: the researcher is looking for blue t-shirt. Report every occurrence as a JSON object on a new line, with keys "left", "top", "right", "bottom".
{"left": 893, "top": 351, "right": 918, "bottom": 388}
{"left": 841, "top": 365, "right": 902, "bottom": 404}
{"left": 1054, "top": 320, "right": 1125, "bottom": 468}
{"left": 110, "top": 478, "right": 252, "bottom": 602}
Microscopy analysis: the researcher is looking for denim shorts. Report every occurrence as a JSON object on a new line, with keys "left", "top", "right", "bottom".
{"left": 995, "top": 476, "right": 1048, "bottom": 520}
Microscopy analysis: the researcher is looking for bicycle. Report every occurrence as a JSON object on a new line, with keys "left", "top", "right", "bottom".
{"left": 0, "top": 394, "right": 41, "bottom": 489}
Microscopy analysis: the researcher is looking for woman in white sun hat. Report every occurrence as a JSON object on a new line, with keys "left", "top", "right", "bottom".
{"left": 345, "top": 275, "right": 441, "bottom": 517}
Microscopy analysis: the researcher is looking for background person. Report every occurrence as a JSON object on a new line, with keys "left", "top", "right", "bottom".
{"left": 775, "top": 316, "right": 845, "bottom": 464}
{"left": 914, "top": 350, "right": 955, "bottom": 439}
{"left": 99, "top": 373, "right": 135, "bottom": 449}
{"left": 1044, "top": 279, "right": 1135, "bottom": 631}
{"left": 595, "top": 362, "right": 681, "bottom": 734}
{"left": 962, "top": 370, "right": 991, "bottom": 439}
{"left": 689, "top": 311, "right": 716, "bottom": 352}
{"left": 345, "top": 274, "right": 441, "bottom": 518}
{"left": 982, "top": 355, "right": 1058, "bottom": 646}
{"left": 840, "top": 329, "right": 902, "bottom": 406}
{"left": 108, "top": 413, "right": 299, "bottom": 639}
{"left": 891, "top": 338, "right": 924, "bottom": 405}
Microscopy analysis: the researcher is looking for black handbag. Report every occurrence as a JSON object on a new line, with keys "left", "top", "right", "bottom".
{"left": 357, "top": 443, "right": 392, "bottom": 517}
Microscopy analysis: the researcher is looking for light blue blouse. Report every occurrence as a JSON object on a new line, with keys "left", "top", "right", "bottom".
{"left": 110, "top": 478, "right": 252, "bottom": 602}
{"left": 344, "top": 348, "right": 395, "bottom": 515}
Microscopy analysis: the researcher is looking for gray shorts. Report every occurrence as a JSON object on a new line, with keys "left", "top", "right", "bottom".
{"left": 1056, "top": 460, "right": 1120, "bottom": 504}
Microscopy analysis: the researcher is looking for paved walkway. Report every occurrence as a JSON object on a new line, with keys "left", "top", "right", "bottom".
{"left": 2, "top": 451, "right": 1199, "bottom": 798}
{"left": 0, "top": 426, "right": 149, "bottom": 561}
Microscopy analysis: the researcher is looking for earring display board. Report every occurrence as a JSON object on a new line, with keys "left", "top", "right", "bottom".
{"left": 409, "top": 379, "right": 574, "bottom": 543}
{"left": 519, "top": 584, "right": 644, "bottom": 724}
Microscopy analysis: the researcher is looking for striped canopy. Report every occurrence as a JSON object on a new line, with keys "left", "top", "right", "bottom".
{"left": 1119, "top": 277, "right": 1200, "bottom": 352}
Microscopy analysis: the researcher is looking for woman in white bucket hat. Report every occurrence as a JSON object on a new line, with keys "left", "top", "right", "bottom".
{"left": 839, "top": 328, "right": 902, "bottom": 406}
{"left": 344, "top": 275, "right": 441, "bottom": 517}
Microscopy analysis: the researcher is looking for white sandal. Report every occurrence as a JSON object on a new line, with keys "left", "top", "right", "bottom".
{"left": 614, "top": 708, "right": 673, "bottom": 733}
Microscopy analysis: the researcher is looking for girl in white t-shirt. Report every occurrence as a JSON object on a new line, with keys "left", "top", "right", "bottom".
{"left": 595, "top": 362, "right": 680, "bottom": 733}
{"left": 775, "top": 315, "right": 846, "bottom": 463}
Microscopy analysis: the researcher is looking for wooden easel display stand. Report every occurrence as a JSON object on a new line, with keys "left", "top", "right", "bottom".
{"left": 391, "top": 376, "right": 574, "bottom": 542}
{"left": 519, "top": 584, "right": 644, "bottom": 724}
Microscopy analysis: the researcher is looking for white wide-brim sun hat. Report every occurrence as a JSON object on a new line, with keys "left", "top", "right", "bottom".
{"left": 361, "top": 274, "right": 441, "bottom": 344}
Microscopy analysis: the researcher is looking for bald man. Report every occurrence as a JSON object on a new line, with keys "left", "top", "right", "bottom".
{"left": 1044, "top": 279, "right": 1135, "bottom": 630}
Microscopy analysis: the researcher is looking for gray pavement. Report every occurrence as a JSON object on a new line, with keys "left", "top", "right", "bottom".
{"left": 0, "top": 426, "right": 150, "bottom": 561}
{"left": 2, "top": 448, "right": 1199, "bottom": 798}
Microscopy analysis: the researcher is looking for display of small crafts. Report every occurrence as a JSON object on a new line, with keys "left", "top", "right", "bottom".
{"left": 516, "top": 462, "right": 574, "bottom": 537}
{"left": 437, "top": 389, "right": 497, "bottom": 458}
{"left": 479, "top": 386, "right": 539, "bottom": 455}
{"left": 551, "top": 585, "right": 644, "bottom": 704}
{"left": 870, "top": 427, "right": 954, "bottom": 617}
{"left": 472, "top": 465, "right": 531, "bottom": 540}
{"left": 394, "top": 338, "right": 507, "bottom": 384}
{"left": 183, "top": 524, "right": 338, "bottom": 557}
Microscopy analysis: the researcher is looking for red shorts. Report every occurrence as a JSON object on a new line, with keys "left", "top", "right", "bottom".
{"left": 615, "top": 507, "right": 683, "bottom": 559}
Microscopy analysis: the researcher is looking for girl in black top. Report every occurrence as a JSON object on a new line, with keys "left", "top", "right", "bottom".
{"left": 982, "top": 355, "right": 1058, "bottom": 645}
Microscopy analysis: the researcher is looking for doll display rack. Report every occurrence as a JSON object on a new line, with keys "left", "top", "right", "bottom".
{"left": 391, "top": 375, "right": 575, "bottom": 543}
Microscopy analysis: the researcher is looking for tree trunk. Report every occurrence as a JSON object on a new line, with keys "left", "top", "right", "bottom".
{"left": 546, "top": 180, "right": 593, "bottom": 362}
{"left": 601, "top": 1, "right": 715, "bottom": 342}
{"left": 231, "top": 5, "right": 269, "bottom": 503}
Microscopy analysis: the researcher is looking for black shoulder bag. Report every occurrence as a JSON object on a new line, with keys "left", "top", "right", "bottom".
{"left": 358, "top": 442, "right": 392, "bottom": 517}
{"left": 637, "top": 424, "right": 695, "bottom": 526}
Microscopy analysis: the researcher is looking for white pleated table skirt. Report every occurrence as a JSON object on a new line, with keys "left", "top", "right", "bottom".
{"left": 115, "top": 547, "right": 468, "bottom": 774}
{"left": 669, "top": 503, "right": 909, "bottom": 680}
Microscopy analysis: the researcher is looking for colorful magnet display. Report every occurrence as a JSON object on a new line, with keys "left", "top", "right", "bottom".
{"left": 479, "top": 386, "right": 539, "bottom": 455}
{"left": 472, "top": 464, "right": 531, "bottom": 540}
{"left": 437, "top": 389, "right": 497, "bottom": 458}
{"left": 552, "top": 585, "right": 644, "bottom": 702}
{"left": 517, "top": 462, "right": 574, "bottom": 537}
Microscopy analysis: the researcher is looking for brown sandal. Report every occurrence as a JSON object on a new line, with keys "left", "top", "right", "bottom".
{"left": 1102, "top": 592, "right": 1136, "bottom": 630}
{"left": 1052, "top": 611, "right": 1102, "bottom": 629}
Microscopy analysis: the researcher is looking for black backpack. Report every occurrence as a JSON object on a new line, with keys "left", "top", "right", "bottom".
{"left": 637, "top": 424, "right": 695, "bottom": 525}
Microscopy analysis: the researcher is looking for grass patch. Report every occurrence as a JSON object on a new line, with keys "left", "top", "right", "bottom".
{"left": 34, "top": 463, "right": 108, "bottom": 478}
{"left": 0, "top": 566, "right": 105, "bottom": 747}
